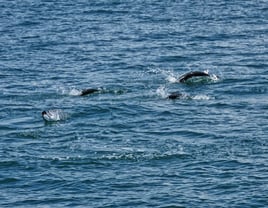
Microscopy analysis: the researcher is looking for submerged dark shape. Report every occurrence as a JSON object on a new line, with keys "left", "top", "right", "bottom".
{"left": 80, "top": 88, "right": 99, "bottom": 96}
{"left": 168, "top": 91, "right": 183, "bottom": 100}
{"left": 178, "top": 71, "right": 210, "bottom": 83}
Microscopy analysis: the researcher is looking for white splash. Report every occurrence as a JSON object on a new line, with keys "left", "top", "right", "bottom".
{"left": 204, "top": 69, "right": 220, "bottom": 82}
{"left": 210, "top": 73, "right": 220, "bottom": 82}
{"left": 42, "top": 109, "right": 67, "bottom": 122}
{"left": 148, "top": 67, "right": 179, "bottom": 83}
{"left": 156, "top": 86, "right": 168, "bottom": 98}
{"left": 166, "top": 75, "right": 178, "bottom": 83}
{"left": 192, "top": 95, "right": 211, "bottom": 100}
{"left": 69, "top": 88, "right": 82, "bottom": 96}
{"left": 204, "top": 69, "right": 209, "bottom": 74}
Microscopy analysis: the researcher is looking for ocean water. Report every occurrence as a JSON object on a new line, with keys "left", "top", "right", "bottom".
{"left": 1, "top": 0, "right": 268, "bottom": 207}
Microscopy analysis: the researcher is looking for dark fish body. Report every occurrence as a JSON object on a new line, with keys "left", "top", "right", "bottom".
{"left": 80, "top": 89, "right": 99, "bottom": 96}
{"left": 168, "top": 92, "right": 183, "bottom": 100}
{"left": 179, "top": 71, "right": 210, "bottom": 83}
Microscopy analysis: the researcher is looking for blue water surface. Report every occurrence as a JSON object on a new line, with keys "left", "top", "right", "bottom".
{"left": 1, "top": 0, "right": 268, "bottom": 207}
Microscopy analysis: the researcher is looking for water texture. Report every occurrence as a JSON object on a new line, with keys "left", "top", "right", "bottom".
{"left": 1, "top": 0, "right": 268, "bottom": 207}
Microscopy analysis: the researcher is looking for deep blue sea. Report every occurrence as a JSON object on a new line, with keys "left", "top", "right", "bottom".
{"left": 1, "top": 0, "right": 268, "bottom": 207}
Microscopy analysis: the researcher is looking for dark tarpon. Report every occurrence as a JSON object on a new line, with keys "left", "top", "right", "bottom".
{"left": 168, "top": 91, "right": 183, "bottom": 100}
{"left": 178, "top": 71, "right": 210, "bottom": 83}
{"left": 80, "top": 88, "right": 99, "bottom": 96}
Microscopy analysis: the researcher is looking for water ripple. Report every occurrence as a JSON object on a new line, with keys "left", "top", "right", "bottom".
{"left": 1, "top": 0, "right": 268, "bottom": 207}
